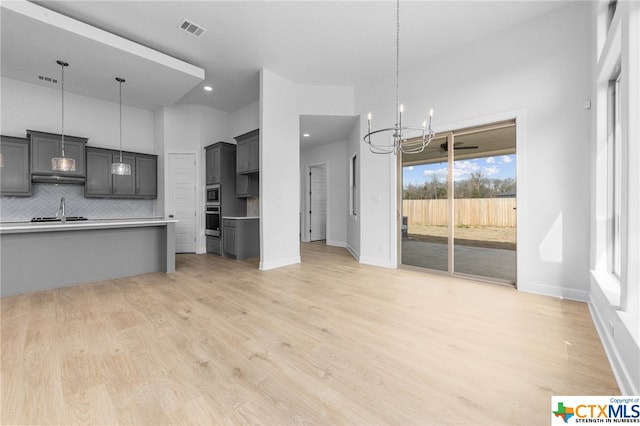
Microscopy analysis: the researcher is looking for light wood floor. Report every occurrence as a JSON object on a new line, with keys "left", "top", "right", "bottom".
{"left": 1, "top": 242, "right": 618, "bottom": 425}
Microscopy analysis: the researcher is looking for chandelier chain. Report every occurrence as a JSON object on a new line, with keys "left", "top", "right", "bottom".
{"left": 396, "top": 0, "right": 400, "bottom": 122}
{"left": 363, "top": 0, "right": 434, "bottom": 155}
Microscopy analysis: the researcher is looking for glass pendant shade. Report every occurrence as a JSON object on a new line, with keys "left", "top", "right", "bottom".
{"left": 51, "top": 156, "right": 76, "bottom": 172}
{"left": 111, "top": 161, "right": 131, "bottom": 175}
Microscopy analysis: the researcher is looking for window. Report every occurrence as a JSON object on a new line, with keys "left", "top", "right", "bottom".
{"left": 350, "top": 153, "right": 357, "bottom": 216}
{"left": 608, "top": 69, "right": 623, "bottom": 278}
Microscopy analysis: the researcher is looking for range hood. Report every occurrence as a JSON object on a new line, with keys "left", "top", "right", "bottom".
{"left": 32, "top": 174, "right": 85, "bottom": 185}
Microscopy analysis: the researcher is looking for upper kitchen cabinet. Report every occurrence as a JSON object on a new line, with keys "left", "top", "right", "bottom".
{"left": 205, "top": 143, "right": 222, "bottom": 185}
{"left": 205, "top": 142, "right": 237, "bottom": 186}
{"left": 235, "top": 129, "right": 259, "bottom": 174}
{"left": 135, "top": 154, "right": 157, "bottom": 198}
{"left": 85, "top": 147, "right": 156, "bottom": 199}
{"left": 0, "top": 135, "right": 31, "bottom": 196}
{"left": 28, "top": 130, "right": 87, "bottom": 178}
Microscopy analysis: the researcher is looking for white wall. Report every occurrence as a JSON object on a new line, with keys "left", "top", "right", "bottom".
{"left": 1, "top": 77, "right": 154, "bottom": 152}
{"left": 260, "top": 69, "right": 354, "bottom": 270}
{"left": 260, "top": 70, "right": 301, "bottom": 269}
{"left": 300, "top": 139, "right": 348, "bottom": 247}
{"left": 231, "top": 101, "right": 259, "bottom": 138}
{"left": 356, "top": 2, "right": 594, "bottom": 300}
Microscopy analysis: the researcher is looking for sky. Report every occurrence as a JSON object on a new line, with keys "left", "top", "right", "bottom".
{"left": 403, "top": 154, "right": 516, "bottom": 186}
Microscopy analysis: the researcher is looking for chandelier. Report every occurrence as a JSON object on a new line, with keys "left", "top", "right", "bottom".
{"left": 363, "top": 0, "right": 435, "bottom": 155}
{"left": 111, "top": 77, "right": 131, "bottom": 176}
{"left": 51, "top": 60, "right": 76, "bottom": 171}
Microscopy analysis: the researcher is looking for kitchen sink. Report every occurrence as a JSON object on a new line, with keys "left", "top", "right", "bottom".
{"left": 30, "top": 216, "right": 88, "bottom": 222}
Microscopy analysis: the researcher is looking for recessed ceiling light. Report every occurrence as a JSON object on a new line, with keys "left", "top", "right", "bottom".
{"left": 204, "top": 86, "right": 213, "bottom": 92}
{"left": 303, "top": 133, "right": 310, "bottom": 137}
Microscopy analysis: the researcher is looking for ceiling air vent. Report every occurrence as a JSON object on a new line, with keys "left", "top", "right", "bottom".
{"left": 179, "top": 19, "right": 206, "bottom": 37}
{"left": 38, "top": 75, "right": 58, "bottom": 84}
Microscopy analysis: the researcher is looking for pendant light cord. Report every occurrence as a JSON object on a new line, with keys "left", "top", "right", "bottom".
{"left": 119, "top": 79, "right": 123, "bottom": 163}
{"left": 60, "top": 61, "right": 65, "bottom": 157}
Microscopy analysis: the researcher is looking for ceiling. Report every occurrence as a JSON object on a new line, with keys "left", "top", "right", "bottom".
{"left": 402, "top": 121, "right": 516, "bottom": 166}
{"left": 2, "top": 0, "right": 569, "bottom": 115}
{"left": 299, "top": 115, "right": 359, "bottom": 149}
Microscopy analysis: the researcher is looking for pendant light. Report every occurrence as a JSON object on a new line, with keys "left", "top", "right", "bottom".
{"left": 111, "top": 77, "right": 131, "bottom": 176}
{"left": 363, "top": 0, "right": 435, "bottom": 155}
{"left": 51, "top": 60, "right": 76, "bottom": 171}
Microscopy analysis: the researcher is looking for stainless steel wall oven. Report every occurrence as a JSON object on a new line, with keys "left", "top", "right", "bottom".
{"left": 205, "top": 204, "right": 220, "bottom": 236}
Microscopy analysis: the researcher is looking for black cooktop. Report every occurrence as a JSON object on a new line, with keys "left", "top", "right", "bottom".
{"left": 31, "top": 216, "right": 88, "bottom": 222}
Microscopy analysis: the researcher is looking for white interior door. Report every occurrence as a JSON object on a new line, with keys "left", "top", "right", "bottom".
{"left": 168, "top": 153, "right": 196, "bottom": 253}
{"left": 309, "top": 165, "right": 327, "bottom": 241}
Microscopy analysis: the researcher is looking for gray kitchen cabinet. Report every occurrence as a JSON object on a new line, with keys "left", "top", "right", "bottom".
{"left": 222, "top": 218, "right": 259, "bottom": 259}
{"left": 135, "top": 154, "right": 157, "bottom": 198}
{"left": 0, "top": 135, "right": 31, "bottom": 196}
{"left": 235, "top": 129, "right": 259, "bottom": 174}
{"left": 235, "top": 173, "right": 259, "bottom": 198}
{"left": 85, "top": 147, "right": 155, "bottom": 199}
{"left": 28, "top": 130, "right": 87, "bottom": 177}
{"left": 205, "top": 144, "right": 221, "bottom": 185}
{"left": 204, "top": 141, "right": 246, "bottom": 254}
{"left": 112, "top": 153, "right": 136, "bottom": 196}
{"left": 206, "top": 236, "right": 222, "bottom": 255}
{"left": 85, "top": 148, "right": 113, "bottom": 196}
{"left": 222, "top": 224, "right": 236, "bottom": 256}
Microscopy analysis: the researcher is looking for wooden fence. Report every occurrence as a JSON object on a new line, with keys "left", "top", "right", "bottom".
{"left": 402, "top": 198, "right": 516, "bottom": 227}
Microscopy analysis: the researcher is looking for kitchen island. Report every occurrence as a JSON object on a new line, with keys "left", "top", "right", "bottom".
{"left": 0, "top": 218, "right": 177, "bottom": 296}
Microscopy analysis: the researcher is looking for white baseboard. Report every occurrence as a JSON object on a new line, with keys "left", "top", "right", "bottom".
{"left": 259, "top": 256, "right": 301, "bottom": 271}
{"left": 518, "top": 280, "right": 589, "bottom": 302}
{"left": 589, "top": 297, "right": 639, "bottom": 395}
{"left": 345, "top": 243, "right": 359, "bottom": 261}
{"left": 359, "top": 255, "right": 394, "bottom": 269}
{"left": 326, "top": 240, "right": 347, "bottom": 248}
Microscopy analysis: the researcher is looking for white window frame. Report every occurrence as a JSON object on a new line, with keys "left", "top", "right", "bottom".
{"left": 607, "top": 69, "right": 623, "bottom": 279}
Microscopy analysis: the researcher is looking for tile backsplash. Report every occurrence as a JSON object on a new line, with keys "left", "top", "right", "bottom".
{"left": 0, "top": 183, "right": 156, "bottom": 222}
{"left": 247, "top": 197, "right": 259, "bottom": 216}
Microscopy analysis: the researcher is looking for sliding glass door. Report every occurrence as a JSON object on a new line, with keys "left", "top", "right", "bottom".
{"left": 401, "top": 135, "right": 449, "bottom": 271}
{"left": 401, "top": 121, "right": 517, "bottom": 285}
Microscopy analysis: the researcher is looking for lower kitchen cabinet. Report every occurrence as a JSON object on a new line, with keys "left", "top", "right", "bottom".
{"left": 206, "top": 236, "right": 222, "bottom": 255}
{"left": 0, "top": 135, "right": 31, "bottom": 196}
{"left": 222, "top": 218, "right": 259, "bottom": 259}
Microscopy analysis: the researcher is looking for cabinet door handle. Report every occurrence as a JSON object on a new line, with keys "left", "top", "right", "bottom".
{"left": 168, "top": 214, "right": 174, "bottom": 218}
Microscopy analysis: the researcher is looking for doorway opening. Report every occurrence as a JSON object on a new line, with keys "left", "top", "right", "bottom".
{"left": 400, "top": 120, "right": 517, "bottom": 284}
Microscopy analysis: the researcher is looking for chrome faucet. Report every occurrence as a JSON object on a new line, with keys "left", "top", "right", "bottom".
{"left": 58, "top": 197, "right": 66, "bottom": 223}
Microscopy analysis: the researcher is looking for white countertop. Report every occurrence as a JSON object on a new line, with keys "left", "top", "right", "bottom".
{"left": 222, "top": 216, "right": 260, "bottom": 220}
{"left": 0, "top": 218, "right": 178, "bottom": 234}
